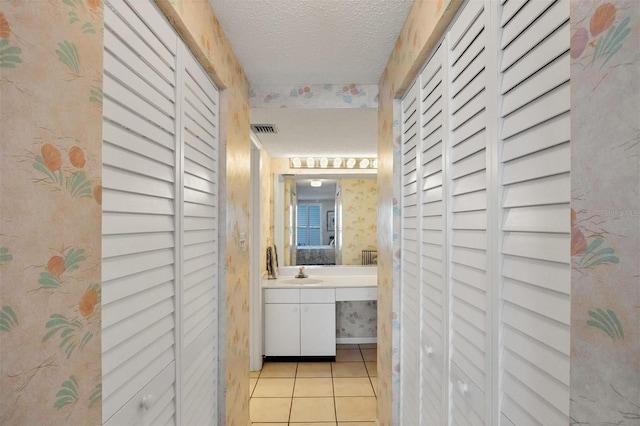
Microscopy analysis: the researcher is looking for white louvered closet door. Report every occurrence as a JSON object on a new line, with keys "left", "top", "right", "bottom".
{"left": 498, "top": 0, "right": 571, "bottom": 424}
{"left": 446, "top": 2, "right": 491, "bottom": 424}
{"left": 398, "top": 0, "right": 570, "bottom": 424}
{"left": 102, "top": 1, "right": 179, "bottom": 424}
{"left": 180, "top": 50, "right": 220, "bottom": 426}
{"left": 418, "top": 44, "right": 448, "bottom": 426}
{"left": 102, "top": 1, "right": 220, "bottom": 425}
{"left": 400, "top": 81, "right": 421, "bottom": 426}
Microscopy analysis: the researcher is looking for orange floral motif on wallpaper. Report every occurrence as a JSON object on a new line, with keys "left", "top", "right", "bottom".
{"left": 571, "top": 208, "right": 619, "bottom": 269}
{"left": 571, "top": 206, "right": 625, "bottom": 343}
{"left": 38, "top": 248, "right": 86, "bottom": 289}
{"left": 33, "top": 143, "right": 98, "bottom": 200}
{"left": 571, "top": 2, "right": 631, "bottom": 68}
{"left": 42, "top": 282, "right": 100, "bottom": 359}
{"left": 0, "top": 11, "right": 22, "bottom": 69}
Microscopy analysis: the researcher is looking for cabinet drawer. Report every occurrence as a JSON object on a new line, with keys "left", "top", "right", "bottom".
{"left": 264, "top": 288, "right": 300, "bottom": 303}
{"left": 300, "top": 288, "right": 335, "bottom": 303}
{"left": 335, "top": 287, "right": 377, "bottom": 301}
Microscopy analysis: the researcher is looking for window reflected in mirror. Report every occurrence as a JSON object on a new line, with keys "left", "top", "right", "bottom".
{"left": 281, "top": 176, "right": 377, "bottom": 266}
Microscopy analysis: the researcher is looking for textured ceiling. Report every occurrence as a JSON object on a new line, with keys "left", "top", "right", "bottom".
{"left": 207, "top": 0, "right": 413, "bottom": 84}
{"left": 208, "top": 0, "right": 411, "bottom": 159}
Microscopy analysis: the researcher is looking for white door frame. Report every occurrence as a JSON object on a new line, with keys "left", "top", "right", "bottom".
{"left": 249, "top": 132, "right": 263, "bottom": 371}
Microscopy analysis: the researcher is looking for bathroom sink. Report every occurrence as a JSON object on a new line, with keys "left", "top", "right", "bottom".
{"left": 280, "top": 278, "right": 323, "bottom": 285}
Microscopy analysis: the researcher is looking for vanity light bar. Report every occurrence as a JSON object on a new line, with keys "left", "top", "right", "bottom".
{"left": 289, "top": 157, "right": 377, "bottom": 169}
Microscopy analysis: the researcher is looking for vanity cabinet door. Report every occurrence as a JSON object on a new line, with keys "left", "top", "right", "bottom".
{"left": 264, "top": 304, "right": 300, "bottom": 356}
{"left": 300, "top": 303, "right": 336, "bottom": 356}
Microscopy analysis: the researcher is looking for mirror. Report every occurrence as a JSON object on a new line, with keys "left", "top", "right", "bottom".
{"left": 277, "top": 174, "right": 377, "bottom": 266}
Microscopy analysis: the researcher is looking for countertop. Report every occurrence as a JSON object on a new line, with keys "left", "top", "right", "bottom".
{"left": 262, "top": 275, "right": 377, "bottom": 289}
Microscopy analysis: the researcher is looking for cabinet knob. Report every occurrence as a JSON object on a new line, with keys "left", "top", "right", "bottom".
{"left": 457, "top": 381, "right": 469, "bottom": 395}
{"left": 141, "top": 394, "right": 154, "bottom": 410}
{"left": 424, "top": 345, "right": 433, "bottom": 356}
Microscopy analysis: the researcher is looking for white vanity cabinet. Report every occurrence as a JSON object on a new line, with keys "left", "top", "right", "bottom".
{"left": 264, "top": 289, "right": 300, "bottom": 356}
{"left": 264, "top": 288, "right": 336, "bottom": 357}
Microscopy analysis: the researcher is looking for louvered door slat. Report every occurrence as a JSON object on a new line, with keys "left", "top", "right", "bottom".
{"left": 499, "top": 0, "right": 571, "bottom": 423}
{"left": 103, "top": 166, "right": 174, "bottom": 198}
{"left": 500, "top": 0, "right": 568, "bottom": 71}
{"left": 502, "top": 143, "right": 569, "bottom": 185}
{"left": 103, "top": 189, "right": 174, "bottom": 214}
{"left": 109, "top": 0, "right": 176, "bottom": 56}
{"left": 102, "top": 144, "right": 174, "bottom": 181}
{"left": 103, "top": 7, "right": 174, "bottom": 83}
{"left": 500, "top": 0, "right": 526, "bottom": 27}
{"left": 502, "top": 173, "right": 569, "bottom": 207}
{"left": 447, "top": 3, "right": 489, "bottom": 424}
{"left": 103, "top": 98, "right": 175, "bottom": 150}
{"left": 500, "top": 0, "right": 555, "bottom": 48}
{"left": 501, "top": 24, "right": 569, "bottom": 94}
{"left": 103, "top": 50, "right": 174, "bottom": 116}
{"left": 502, "top": 84, "right": 570, "bottom": 140}
{"left": 104, "top": 74, "right": 174, "bottom": 132}
{"left": 103, "top": 29, "right": 174, "bottom": 100}
{"left": 501, "top": 55, "right": 569, "bottom": 117}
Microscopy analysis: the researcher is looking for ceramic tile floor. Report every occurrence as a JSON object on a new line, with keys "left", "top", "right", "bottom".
{"left": 250, "top": 344, "right": 377, "bottom": 426}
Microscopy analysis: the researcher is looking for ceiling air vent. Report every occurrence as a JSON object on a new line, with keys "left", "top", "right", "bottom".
{"left": 251, "top": 124, "right": 279, "bottom": 134}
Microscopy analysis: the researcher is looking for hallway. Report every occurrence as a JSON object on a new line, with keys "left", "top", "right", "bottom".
{"left": 250, "top": 344, "right": 377, "bottom": 425}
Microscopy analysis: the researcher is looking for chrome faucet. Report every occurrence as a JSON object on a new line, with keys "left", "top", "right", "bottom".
{"left": 295, "top": 266, "right": 308, "bottom": 278}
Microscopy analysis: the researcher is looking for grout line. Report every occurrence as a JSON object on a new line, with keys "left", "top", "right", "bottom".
{"left": 287, "top": 362, "right": 298, "bottom": 424}
{"left": 331, "top": 357, "right": 338, "bottom": 425}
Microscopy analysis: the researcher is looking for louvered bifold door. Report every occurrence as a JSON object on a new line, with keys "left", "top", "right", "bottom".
{"left": 418, "top": 44, "right": 448, "bottom": 426}
{"left": 446, "top": 1, "right": 491, "bottom": 424}
{"left": 498, "top": 0, "right": 571, "bottom": 424}
{"left": 180, "top": 49, "right": 220, "bottom": 426}
{"left": 102, "top": 0, "right": 179, "bottom": 424}
{"left": 400, "top": 81, "right": 421, "bottom": 426}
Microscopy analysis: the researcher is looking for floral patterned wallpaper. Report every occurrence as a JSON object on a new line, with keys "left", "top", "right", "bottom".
{"left": 340, "top": 178, "right": 378, "bottom": 266}
{"left": 377, "top": 0, "right": 461, "bottom": 423}
{"left": 0, "top": 2, "right": 103, "bottom": 424}
{"left": 336, "top": 300, "right": 377, "bottom": 339}
{"left": 250, "top": 83, "right": 378, "bottom": 108}
{"left": 570, "top": 1, "right": 639, "bottom": 423}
